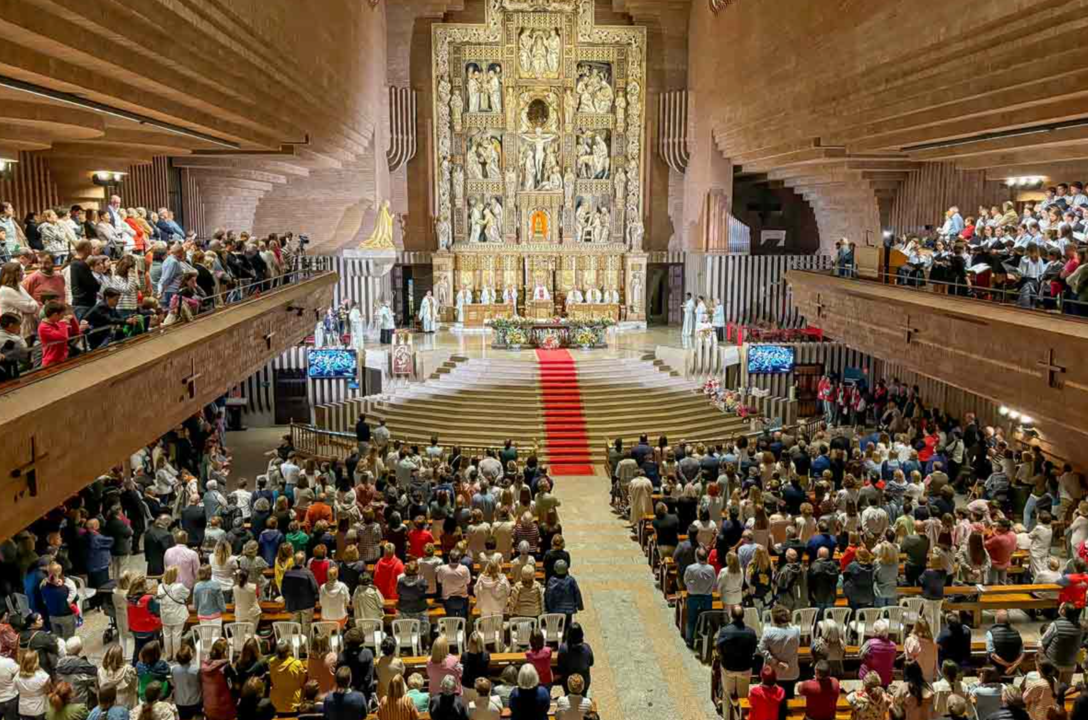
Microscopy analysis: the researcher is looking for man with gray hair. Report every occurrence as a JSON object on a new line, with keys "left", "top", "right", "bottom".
{"left": 143, "top": 514, "right": 175, "bottom": 577}
{"left": 55, "top": 637, "right": 97, "bottom": 705}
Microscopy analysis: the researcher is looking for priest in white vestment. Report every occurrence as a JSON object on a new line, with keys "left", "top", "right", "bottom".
{"left": 712, "top": 298, "right": 726, "bottom": 342}
{"left": 606, "top": 287, "right": 620, "bottom": 304}
{"left": 695, "top": 296, "right": 709, "bottom": 326}
{"left": 503, "top": 284, "right": 519, "bottom": 316}
{"left": 682, "top": 293, "right": 695, "bottom": 336}
{"left": 586, "top": 286, "right": 602, "bottom": 304}
{"left": 533, "top": 283, "right": 551, "bottom": 301}
{"left": 379, "top": 301, "right": 395, "bottom": 344}
{"left": 419, "top": 291, "right": 438, "bottom": 333}
{"left": 566, "top": 286, "right": 584, "bottom": 310}
{"left": 481, "top": 285, "right": 495, "bottom": 305}
{"left": 349, "top": 303, "right": 365, "bottom": 348}
{"left": 456, "top": 286, "right": 471, "bottom": 324}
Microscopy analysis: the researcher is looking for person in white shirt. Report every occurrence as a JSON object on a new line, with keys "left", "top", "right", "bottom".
{"left": 0, "top": 649, "right": 17, "bottom": 720}
{"left": 555, "top": 673, "right": 594, "bottom": 720}
{"left": 319, "top": 566, "right": 351, "bottom": 624}
{"left": 468, "top": 677, "right": 503, "bottom": 720}
{"left": 1058, "top": 464, "right": 1084, "bottom": 520}
{"left": 280, "top": 457, "right": 301, "bottom": 489}
{"left": 232, "top": 480, "right": 253, "bottom": 520}
{"left": 1016, "top": 244, "right": 1047, "bottom": 280}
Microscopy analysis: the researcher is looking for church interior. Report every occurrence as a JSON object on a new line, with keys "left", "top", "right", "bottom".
{"left": 3, "top": 1, "right": 1088, "bottom": 719}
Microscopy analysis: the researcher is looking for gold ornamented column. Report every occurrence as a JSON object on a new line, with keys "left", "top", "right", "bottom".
{"left": 625, "top": 251, "right": 648, "bottom": 324}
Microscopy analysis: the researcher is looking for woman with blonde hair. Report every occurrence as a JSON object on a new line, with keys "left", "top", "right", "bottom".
{"left": 716, "top": 551, "right": 744, "bottom": 608}
{"left": 425, "top": 635, "right": 463, "bottom": 695}
{"left": 16, "top": 651, "right": 51, "bottom": 720}
{"left": 873, "top": 533, "right": 900, "bottom": 608}
{"left": 209, "top": 539, "right": 237, "bottom": 601}
{"left": 98, "top": 644, "right": 139, "bottom": 709}
{"left": 377, "top": 674, "right": 419, "bottom": 720}
{"left": 156, "top": 565, "right": 190, "bottom": 660}
{"left": 745, "top": 545, "right": 775, "bottom": 610}
{"left": 904, "top": 616, "right": 939, "bottom": 682}
{"left": 474, "top": 560, "right": 510, "bottom": 618}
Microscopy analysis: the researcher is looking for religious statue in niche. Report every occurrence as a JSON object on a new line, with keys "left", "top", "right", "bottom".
{"left": 576, "top": 63, "right": 614, "bottom": 114}
{"left": 435, "top": 211, "right": 452, "bottom": 251}
{"left": 627, "top": 218, "right": 644, "bottom": 250}
{"left": 453, "top": 164, "right": 465, "bottom": 207}
{"left": 467, "top": 196, "right": 504, "bottom": 243}
{"left": 576, "top": 130, "right": 611, "bottom": 180}
{"left": 590, "top": 204, "right": 612, "bottom": 244}
{"left": 573, "top": 197, "right": 593, "bottom": 243}
{"left": 450, "top": 91, "right": 463, "bottom": 132}
{"left": 466, "top": 132, "right": 503, "bottom": 180}
{"left": 466, "top": 63, "right": 504, "bottom": 113}
{"left": 519, "top": 126, "right": 559, "bottom": 191}
{"left": 519, "top": 28, "right": 561, "bottom": 79}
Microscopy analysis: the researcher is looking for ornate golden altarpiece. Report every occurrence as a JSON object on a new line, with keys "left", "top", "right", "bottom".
{"left": 430, "top": 0, "right": 648, "bottom": 322}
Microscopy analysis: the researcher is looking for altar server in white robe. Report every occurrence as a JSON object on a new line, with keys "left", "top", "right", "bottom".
{"left": 379, "top": 301, "right": 396, "bottom": 344}
{"left": 711, "top": 298, "right": 726, "bottom": 342}
{"left": 696, "top": 296, "right": 709, "bottom": 326}
{"left": 481, "top": 285, "right": 495, "bottom": 305}
{"left": 349, "top": 302, "right": 365, "bottom": 348}
{"left": 503, "top": 284, "right": 520, "bottom": 316}
{"left": 586, "top": 286, "right": 602, "bottom": 304}
{"left": 456, "top": 286, "right": 471, "bottom": 324}
{"left": 419, "top": 290, "right": 438, "bottom": 333}
{"left": 682, "top": 293, "right": 695, "bottom": 336}
{"left": 566, "top": 286, "right": 584, "bottom": 310}
{"left": 606, "top": 286, "right": 620, "bottom": 304}
{"left": 314, "top": 320, "right": 326, "bottom": 348}
{"left": 533, "top": 283, "right": 551, "bottom": 301}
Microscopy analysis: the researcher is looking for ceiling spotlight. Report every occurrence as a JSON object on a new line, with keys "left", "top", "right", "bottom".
{"left": 1008, "top": 411, "right": 1021, "bottom": 420}
{"left": 1005, "top": 179, "right": 1016, "bottom": 187}
{"left": 998, "top": 406, "right": 1009, "bottom": 416}
{"left": 95, "top": 171, "right": 110, "bottom": 180}
{"left": 1020, "top": 415, "right": 1034, "bottom": 425}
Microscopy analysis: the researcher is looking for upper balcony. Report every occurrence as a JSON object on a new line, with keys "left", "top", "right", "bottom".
{"left": 0, "top": 269, "right": 337, "bottom": 541}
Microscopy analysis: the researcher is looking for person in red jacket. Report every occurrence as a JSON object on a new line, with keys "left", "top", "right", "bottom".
{"left": 748, "top": 665, "right": 786, "bottom": 720}
{"left": 984, "top": 518, "right": 1019, "bottom": 584}
{"left": 372, "top": 542, "right": 404, "bottom": 601}
{"left": 38, "top": 301, "right": 83, "bottom": 367}
{"left": 408, "top": 515, "right": 435, "bottom": 560}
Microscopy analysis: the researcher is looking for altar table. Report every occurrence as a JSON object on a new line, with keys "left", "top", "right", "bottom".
{"left": 462, "top": 303, "right": 516, "bottom": 328}
{"left": 567, "top": 303, "right": 621, "bottom": 322}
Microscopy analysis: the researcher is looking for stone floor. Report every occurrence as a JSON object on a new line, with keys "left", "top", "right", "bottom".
{"left": 549, "top": 469, "right": 720, "bottom": 720}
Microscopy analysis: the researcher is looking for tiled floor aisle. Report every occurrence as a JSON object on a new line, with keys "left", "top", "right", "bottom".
{"left": 552, "top": 470, "right": 718, "bottom": 720}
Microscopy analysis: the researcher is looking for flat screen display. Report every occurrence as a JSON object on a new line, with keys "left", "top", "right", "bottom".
{"left": 308, "top": 349, "right": 357, "bottom": 379}
{"left": 747, "top": 345, "right": 795, "bottom": 374}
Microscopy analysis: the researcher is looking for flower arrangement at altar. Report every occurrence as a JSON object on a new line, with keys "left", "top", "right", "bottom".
{"left": 541, "top": 334, "right": 561, "bottom": 350}
{"left": 702, "top": 378, "right": 721, "bottom": 399}
{"left": 572, "top": 328, "right": 598, "bottom": 347}
{"left": 505, "top": 327, "right": 529, "bottom": 346}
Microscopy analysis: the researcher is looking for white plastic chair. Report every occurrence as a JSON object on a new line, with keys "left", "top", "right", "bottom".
{"left": 192, "top": 624, "right": 222, "bottom": 663}
{"left": 743, "top": 607, "right": 763, "bottom": 637}
{"left": 882, "top": 606, "right": 905, "bottom": 642}
{"left": 539, "top": 613, "right": 566, "bottom": 647}
{"left": 849, "top": 608, "right": 884, "bottom": 643}
{"left": 392, "top": 619, "right": 422, "bottom": 656}
{"left": 508, "top": 617, "right": 538, "bottom": 651}
{"left": 824, "top": 607, "right": 852, "bottom": 630}
{"left": 311, "top": 621, "right": 344, "bottom": 654}
{"left": 898, "top": 597, "right": 925, "bottom": 626}
{"left": 921, "top": 598, "right": 945, "bottom": 636}
{"left": 792, "top": 608, "right": 820, "bottom": 645}
{"left": 272, "top": 621, "right": 306, "bottom": 658}
{"left": 437, "top": 617, "right": 466, "bottom": 654}
{"left": 355, "top": 618, "right": 384, "bottom": 652}
{"left": 224, "top": 622, "right": 255, "bottom": 661}
{"left": 475, "top": 614, "right": 506, "bottom": 652}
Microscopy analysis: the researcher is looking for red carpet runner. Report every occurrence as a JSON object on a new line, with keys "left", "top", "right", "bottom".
{"left": 535, "top": 349, "right": 595, "bottom": 476}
